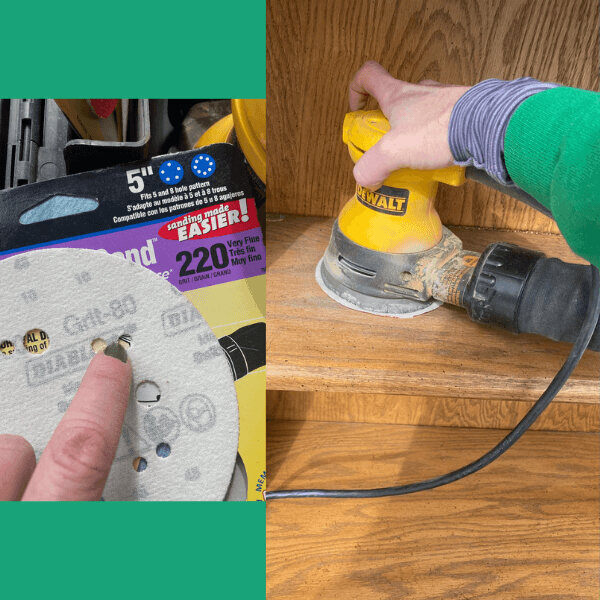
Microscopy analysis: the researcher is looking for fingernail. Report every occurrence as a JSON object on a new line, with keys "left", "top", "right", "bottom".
{"left": 103, "top": 342, "right": 128, "bottom": 363}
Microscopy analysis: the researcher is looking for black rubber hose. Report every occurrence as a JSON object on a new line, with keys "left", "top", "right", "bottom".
{"left": 265, "top": 266, "right": 600, "bottom": 500}
{"left": 517, "top": 257, "right": 600, "bottom": 350}
{"left": 464, "top": 243, "right": 600, "bottom": 351}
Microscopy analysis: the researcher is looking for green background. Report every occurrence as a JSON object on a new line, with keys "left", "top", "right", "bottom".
{"left": 2, "top": 503, "right": 266, "bottom": 597}
{"left": 0, "top": 1, "right": 266, "bottom": 98}
{"left": 0, "top": 2, "right": 266, "bottom": 598}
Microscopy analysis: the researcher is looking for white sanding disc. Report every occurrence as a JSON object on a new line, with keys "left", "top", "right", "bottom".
{"left": 0, "top": 248, "right": 239, "bottom": 501}
{"left": 315, "top": 258, "right": 442, "bottom": 318}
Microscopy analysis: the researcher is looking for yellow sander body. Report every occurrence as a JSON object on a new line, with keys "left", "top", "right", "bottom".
{"left": 316, "top": 110, "right": 472, "bottom": 317}
{"left": 339, "top": 110, "right": 464, "bottom": 253}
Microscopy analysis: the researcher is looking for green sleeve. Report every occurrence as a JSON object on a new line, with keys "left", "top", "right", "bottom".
{"left": 504, "top": 86, "right": 600, "bottom": 267}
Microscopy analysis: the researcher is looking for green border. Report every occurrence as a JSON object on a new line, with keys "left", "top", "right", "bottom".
{"left": 0, "top": 5, "right": 266, "bottom": 597}
{"left": 1, "top": 502, "right": 266, "bottom": 597}
{"left": 0, "top": 1, "right": 266, "bottom": 98}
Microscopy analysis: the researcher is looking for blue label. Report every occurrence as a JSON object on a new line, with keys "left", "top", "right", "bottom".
{"left": 159, "top": 160, "right": 184, "bottom": 184}
{"left": 192, "top": 154, "right": 216, "bottom": 178}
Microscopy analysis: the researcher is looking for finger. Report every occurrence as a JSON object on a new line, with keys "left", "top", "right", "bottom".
{"left": 349, "top": 61, "right": 399, "bottom": 111}
{"left": 353, "top": 132, "right": 407, "bottom": 189}
{"left": 22, "top": 350, "right": 132, "bottom": 501}
{"left": 0, "top": 435, "right": 36, "bottom": 500}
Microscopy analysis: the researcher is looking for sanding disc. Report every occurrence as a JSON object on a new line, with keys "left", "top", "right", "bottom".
{"left": 0, "top": 248, "right": 239, "bottom": 501}
{"left": 315, "top": 258, "right": 441, "bottom": 318}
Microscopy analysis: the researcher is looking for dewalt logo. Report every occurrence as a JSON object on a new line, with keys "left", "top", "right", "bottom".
{"left": 356, "top": 185, "right": 409, "bottom": 216}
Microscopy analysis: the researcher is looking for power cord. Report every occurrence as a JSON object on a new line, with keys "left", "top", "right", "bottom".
{"left": 265, "top": 266, "right": 600, "bottom": 500}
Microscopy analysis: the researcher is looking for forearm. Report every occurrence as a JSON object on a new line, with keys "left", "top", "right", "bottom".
{"left": 504, "top": 87, "right": 600, "bottom": 266}
{"left": 449, "top": 80, "right": 600, "bottom": 266}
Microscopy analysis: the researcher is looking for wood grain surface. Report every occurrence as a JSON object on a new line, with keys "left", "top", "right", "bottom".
{"left": 267, "top": 0, "right": 599, "bottom": 231}
{"left": 267, "top": 390, "right": 600, "bottom": 432}
{"left": 266, "top": 214, "right": 599, "bottom": 402}
{"left": 267, "top": 419, "right": 600, "bottom": 599}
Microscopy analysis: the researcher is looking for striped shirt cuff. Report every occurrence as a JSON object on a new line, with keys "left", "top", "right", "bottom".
{"left": 448, "top": 78, "right": 559, "bottom": 185}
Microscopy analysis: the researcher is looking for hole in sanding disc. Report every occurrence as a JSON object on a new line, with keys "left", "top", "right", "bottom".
{"left": 136, "top": 381, "right": 161, "bottom": 404}
{"left": 91, "top": 338, "right": 107, "bottom": 353}
{"left": 23, "top": 329, "right": 50, "bottom": 355}
{"left": 0, "top": 340, "right": 15, "bottom": 356}
{"left": 133, "top": 457, "right": 147, "bottom": 472}
{"left": 118, "top": 334, "right": 132, "bottom": 348}
{"left": 156, "top": 442, "right": 171, "bottom": 458}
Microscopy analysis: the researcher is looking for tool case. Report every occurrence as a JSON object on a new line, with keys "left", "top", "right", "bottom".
{"left": 0, "top": 99, "right": 151, "bottom": 190}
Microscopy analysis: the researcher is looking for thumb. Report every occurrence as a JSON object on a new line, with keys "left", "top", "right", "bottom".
{"left": 352, "top": 133, "right": 406, "bottom": 189}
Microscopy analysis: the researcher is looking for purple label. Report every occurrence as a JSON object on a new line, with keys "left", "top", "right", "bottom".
{"left": 2, "top": 220, "right": 265, "bottom": 292}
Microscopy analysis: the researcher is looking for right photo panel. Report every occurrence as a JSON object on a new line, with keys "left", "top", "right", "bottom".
{"left": 265, "top": 0, "right": 600, "bottom": 598}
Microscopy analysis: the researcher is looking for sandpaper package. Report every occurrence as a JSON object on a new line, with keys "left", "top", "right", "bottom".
{"left": 0, "top": 144, "right": 266, "bottom": 501}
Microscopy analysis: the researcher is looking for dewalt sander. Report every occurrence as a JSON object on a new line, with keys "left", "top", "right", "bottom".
{"left": 316, "top": 109, "right": 600, "bottom": 350}
{"left": 265, "top": 110, "right": 600, "bottom": 500}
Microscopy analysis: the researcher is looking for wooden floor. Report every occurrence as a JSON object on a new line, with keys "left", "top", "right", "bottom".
{"left": 267, "top": 213, "right": 600, "bottom": 597}
{"left": 267, "top": 419, "right": 600, "bottom": 599}
{"left": 267, "top": 390, "right": 600, "bottom": 432}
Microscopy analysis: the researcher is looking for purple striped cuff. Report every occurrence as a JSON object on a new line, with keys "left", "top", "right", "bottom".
{"left": 448, "top": 78, "right": 559, "bottom": 185}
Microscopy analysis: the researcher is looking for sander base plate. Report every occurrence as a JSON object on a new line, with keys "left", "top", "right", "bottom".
{"left": 316, "top": 257, "right": 441, "bottom": 318}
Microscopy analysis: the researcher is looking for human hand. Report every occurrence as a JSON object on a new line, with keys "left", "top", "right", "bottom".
{"left": 348, "top": 61, "right": 470, "bottom": 188}
{"left": 0, "top": 347, "right": 131, "bottom": 501}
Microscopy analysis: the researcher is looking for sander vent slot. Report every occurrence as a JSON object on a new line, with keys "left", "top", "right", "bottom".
{"left": 338, "top": 255, "right": 376, "bottom": 278}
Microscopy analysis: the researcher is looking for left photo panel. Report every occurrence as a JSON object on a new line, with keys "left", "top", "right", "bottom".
{"left": 0, "top": 99, "right": 266, "bottom": 501}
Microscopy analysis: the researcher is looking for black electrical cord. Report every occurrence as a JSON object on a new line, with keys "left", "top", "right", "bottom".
{"left": 265, "top": 266, "right": 600, "bottom": 500}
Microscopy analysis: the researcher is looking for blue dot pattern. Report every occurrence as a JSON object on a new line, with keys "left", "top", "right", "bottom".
{"left": 191, "top": 154, "right": 216, "bottom": 178}
{"left": 159, "top": 160, "right": 183, "bottom": 184}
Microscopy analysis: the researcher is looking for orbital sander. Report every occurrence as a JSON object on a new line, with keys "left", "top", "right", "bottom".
{"left": 317, "top": 109, "right": 476, "bottom": 317}
{"left": 317, "top": 109, "right": 600, "bottom": 350}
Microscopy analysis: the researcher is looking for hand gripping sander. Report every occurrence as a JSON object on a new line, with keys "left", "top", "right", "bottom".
{"left": 317, "top": 109, "right": 600, "bottom": 350}
{"left": 317, "top": 109, "right": 478, "bottom": 317}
